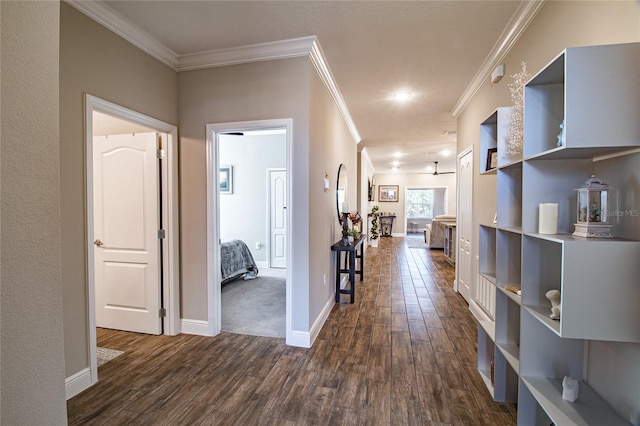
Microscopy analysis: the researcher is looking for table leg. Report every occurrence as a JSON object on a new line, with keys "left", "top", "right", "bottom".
{"left": 349, "top": 250, "right": 356, "bottom": 303}
{"left": 335, "top": 251, "right": 341, "bottom": 303}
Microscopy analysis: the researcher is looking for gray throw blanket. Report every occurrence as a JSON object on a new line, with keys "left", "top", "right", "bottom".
{"left": 221, "top": 240, "right": 259, "bottom": 283}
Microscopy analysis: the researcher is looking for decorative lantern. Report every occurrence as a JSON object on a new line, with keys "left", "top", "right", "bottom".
{"left": 573, "top": 175, "right": 612, "bottom": 238}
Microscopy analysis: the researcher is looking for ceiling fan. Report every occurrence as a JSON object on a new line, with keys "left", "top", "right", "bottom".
{"left": 427, "top": 161, "right": 455, "bottom": 176}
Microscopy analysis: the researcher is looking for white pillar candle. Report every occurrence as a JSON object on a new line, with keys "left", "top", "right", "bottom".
{"left": 539, "top": 203, "right": 558, "bottom": 234}
{"left": 342, "top": 201, "right": 349, "bottom": 213}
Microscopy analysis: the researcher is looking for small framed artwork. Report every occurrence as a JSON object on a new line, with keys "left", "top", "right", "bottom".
{"left": 378, "top": 185, "right": 399, "bottom": 202}
{"left": 219, "top": 165, "right": 233, "bottom": 194}
{"left": 486, "top": 148, "right": 498, "bottom": 171}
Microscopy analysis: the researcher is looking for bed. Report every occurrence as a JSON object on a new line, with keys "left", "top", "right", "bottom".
{"left": 221, "top": 239, "right": 259, "bottom": 284}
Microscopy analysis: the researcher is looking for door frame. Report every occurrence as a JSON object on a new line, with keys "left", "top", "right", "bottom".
{"left": 206, "top": 119, "right": 292, "bottom": 344}
{"left": 85, "top": 95, "right": 180, "bottom": 385}
{"left": 267, "top": 168, "right": 287, "bottom": 268}
{"left": 454, "top": 145, "right": 473, "bottom": 295}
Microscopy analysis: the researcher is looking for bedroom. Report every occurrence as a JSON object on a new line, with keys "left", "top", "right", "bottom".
{"left": 218, "top": 130, "right": 287, "bottom": 338}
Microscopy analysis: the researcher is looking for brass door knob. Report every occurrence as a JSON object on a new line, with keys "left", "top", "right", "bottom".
{"left": 94, "top": 239, "right": 104, "bottom": 247}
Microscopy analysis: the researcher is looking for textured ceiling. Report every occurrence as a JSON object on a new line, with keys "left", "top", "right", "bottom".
{"left": 102, "top": 0, "right": 523, "bottom": 174}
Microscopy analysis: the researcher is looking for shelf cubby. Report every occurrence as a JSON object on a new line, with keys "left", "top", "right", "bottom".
{"left": 494, "top": 349, "right": 518, "bottom": 403}
{"left": 480, "top": 107, "right": 514, "bottom": 174}
{"left": 495, "top": 291, "right": 520, "bottom": 373}
{"left": 477, "top": 320, "right": 496, "bottom": 397}
{"left": 479, "top": 225, "right": 497, "bottom": 278}
{"left": 496, "top": 229, "right": 521, "bottom": 290}
{"left": 524, "top": 43, "right": 640, "bottom": 160}
{"left": 521, "top": 159, "right": 591, "bottom": 234}
{"left": 496, "top": 164, "right": 522, "bottom": 231}
{"left": 522, "top": 235, "right": 640, "bottom": 342}
{"left": 519, "top": 377, "right": 631, "bottom": 426}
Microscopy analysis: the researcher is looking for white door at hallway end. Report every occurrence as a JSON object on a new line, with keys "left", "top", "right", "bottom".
{"left": 269, "top": 169, "right": 287, "bottom": 268}
{"left": 456, "top": 148, "right": 473, "bottom": 302}
{"left": 93, "top": 132, "right": 162, "bottom": 335}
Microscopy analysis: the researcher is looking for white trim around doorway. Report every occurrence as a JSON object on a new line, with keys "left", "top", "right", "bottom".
{"left": 205, "top": 119, "right": 293, "bottom": 345}
{"left": 71, "top": 94, "right": 180, "bottom": 400}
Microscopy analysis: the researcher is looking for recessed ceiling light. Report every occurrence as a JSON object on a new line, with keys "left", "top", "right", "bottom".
{"left": 441, "top": 149, "right": 452, "bottom": 157}
{"left": 391, "top": 166, "right": 399, "bottom": 171}
{"left": 393, "top": 152, "right": 403, "bottom": 158}
{"left": 392, "top": 160, "right": 401, "bottom": 166}
{"left": 391, "top": 91, "right": 414, "bottom": 103}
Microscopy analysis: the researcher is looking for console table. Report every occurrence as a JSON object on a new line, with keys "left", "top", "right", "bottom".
{"left": 379, "top": 215, "right": 395, "bottom": 237}
{"left": 330, "top": 234, "right": 365, "bottom": 303}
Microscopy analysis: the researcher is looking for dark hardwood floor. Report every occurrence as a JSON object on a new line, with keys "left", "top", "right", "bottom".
{"left": 67, "top": 236, "right": 517, "bottom": 425}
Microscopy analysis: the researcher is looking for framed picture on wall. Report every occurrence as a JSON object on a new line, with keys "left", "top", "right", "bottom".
{"left": 378, "top": 185, "right": 399, "bottom": 202}
{"left": 486, "top": 148, "right": 498, "bottom": 171}
{"left": 219, "top": 165, "right": 233, "bottom": 194}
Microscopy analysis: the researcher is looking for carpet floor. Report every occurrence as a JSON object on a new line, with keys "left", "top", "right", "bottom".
{"left": 221, "top": 272, "right": 285, "bottom": 338}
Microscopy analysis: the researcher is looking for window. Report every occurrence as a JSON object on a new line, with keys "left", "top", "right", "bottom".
{"left": 406, "top": 188, "right": 434, "bottom": 219}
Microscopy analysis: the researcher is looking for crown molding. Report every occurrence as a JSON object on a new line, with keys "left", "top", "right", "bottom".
{"left": 67, "top": 2, "right": 361, "bottom": 144}
{"left": 177, "top": 36, "right": 315, "bottom": 71}
{"left": 65, "top": 0, "right": 179, "bottom": 70}
{"left": 451, "top": 0, "right": 546, "bottom": 117}
{"left": 308, "top": 39, "right": 362, "bottom": 144}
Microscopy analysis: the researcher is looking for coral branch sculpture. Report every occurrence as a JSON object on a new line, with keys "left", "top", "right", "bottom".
{"left": 507, "top": 62, "right": 531, "bottom": 156}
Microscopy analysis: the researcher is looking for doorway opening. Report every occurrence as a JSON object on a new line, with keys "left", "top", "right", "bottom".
{"left": 206, "top": 119, "right": 293, "bottom": 343}
{"left": 84, "top": 95, "right": 179, "bottom": 390}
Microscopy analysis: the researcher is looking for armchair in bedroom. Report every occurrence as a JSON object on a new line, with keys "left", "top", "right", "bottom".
{"left": 424, "top": 215, "right": 456, "bottom": 249}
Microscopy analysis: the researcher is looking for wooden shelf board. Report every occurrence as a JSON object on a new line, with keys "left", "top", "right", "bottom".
{"left": 481, "top": 168, "right": 497, "bottom": 175}
{"left": 521, "top": 376, "right": 630, "bottom": 426}
{"left": 496, "top": 343, "right": 520, "bottom": 374}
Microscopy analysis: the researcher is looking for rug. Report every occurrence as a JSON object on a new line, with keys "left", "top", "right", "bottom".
{"left": 221, "top": 274, "right": 285, "bottom": 338}
{"left": 97, "top": 347, "right": 124, "bottom": 367}
{"left": 406, "top": 238, "right": 428, "bottom": 248}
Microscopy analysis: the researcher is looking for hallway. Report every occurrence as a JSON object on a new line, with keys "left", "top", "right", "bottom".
{"left": 67, "top": 237, "right": 517, "bottom": 425}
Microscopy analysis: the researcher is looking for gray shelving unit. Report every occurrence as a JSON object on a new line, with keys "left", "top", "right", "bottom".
{"left": 475, "top": 42, "right": 640, "bottom": 425}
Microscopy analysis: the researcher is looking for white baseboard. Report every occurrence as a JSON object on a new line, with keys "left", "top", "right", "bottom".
{"left": 65, "top": 367, "right": 93, "bottom": 400}
{"left": 287, "top": 294, "right": 334, "bottom": 348}
{"left": 255, "top": 260, "right": 269, "bottom": 269}
{"left": 288, "top": 330, "right": 311, "bottom": 348}
{"left": 181, "top": 318, "right": 211, "bottom": 336}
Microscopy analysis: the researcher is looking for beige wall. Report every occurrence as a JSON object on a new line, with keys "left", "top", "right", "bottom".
{"left": 371, "top": 173, "right": 457, "bottom": 234}
{"left": 1, "top": 1, "right": 67, "bottom": 423}
{"left": 60, "top": 3, "right": 178, "bottom": 376}
{"left": 177, "top": 58, "right": 312, "bottom": 326}
{"left": 308, "top": 66, "right": 358, "bottom": 325}
{"left": 358, "top": 148, "right": 376, "bottom": 220}
{"left": 456, "top": 1, "right": 640, "bottom": 422}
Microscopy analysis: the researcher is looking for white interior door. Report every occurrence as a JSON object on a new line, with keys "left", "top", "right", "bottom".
{"left": 456, "top": 148, "right": 473, "bottom": 302}
{"left": 93, "top": 132, "right": 162, "bottom": 335}
{"left": 270, "top": 169, "right": 287, "bottom": 268}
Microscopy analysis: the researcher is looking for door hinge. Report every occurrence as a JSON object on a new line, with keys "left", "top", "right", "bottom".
{"left": 158, "top": 229, "right": 166, "bottom": 239}
{"left": 159, "top": 308, "right": 166, "bottom": 318}
{"left": 157, "top": 134, "right": 165, "bottom": 158}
